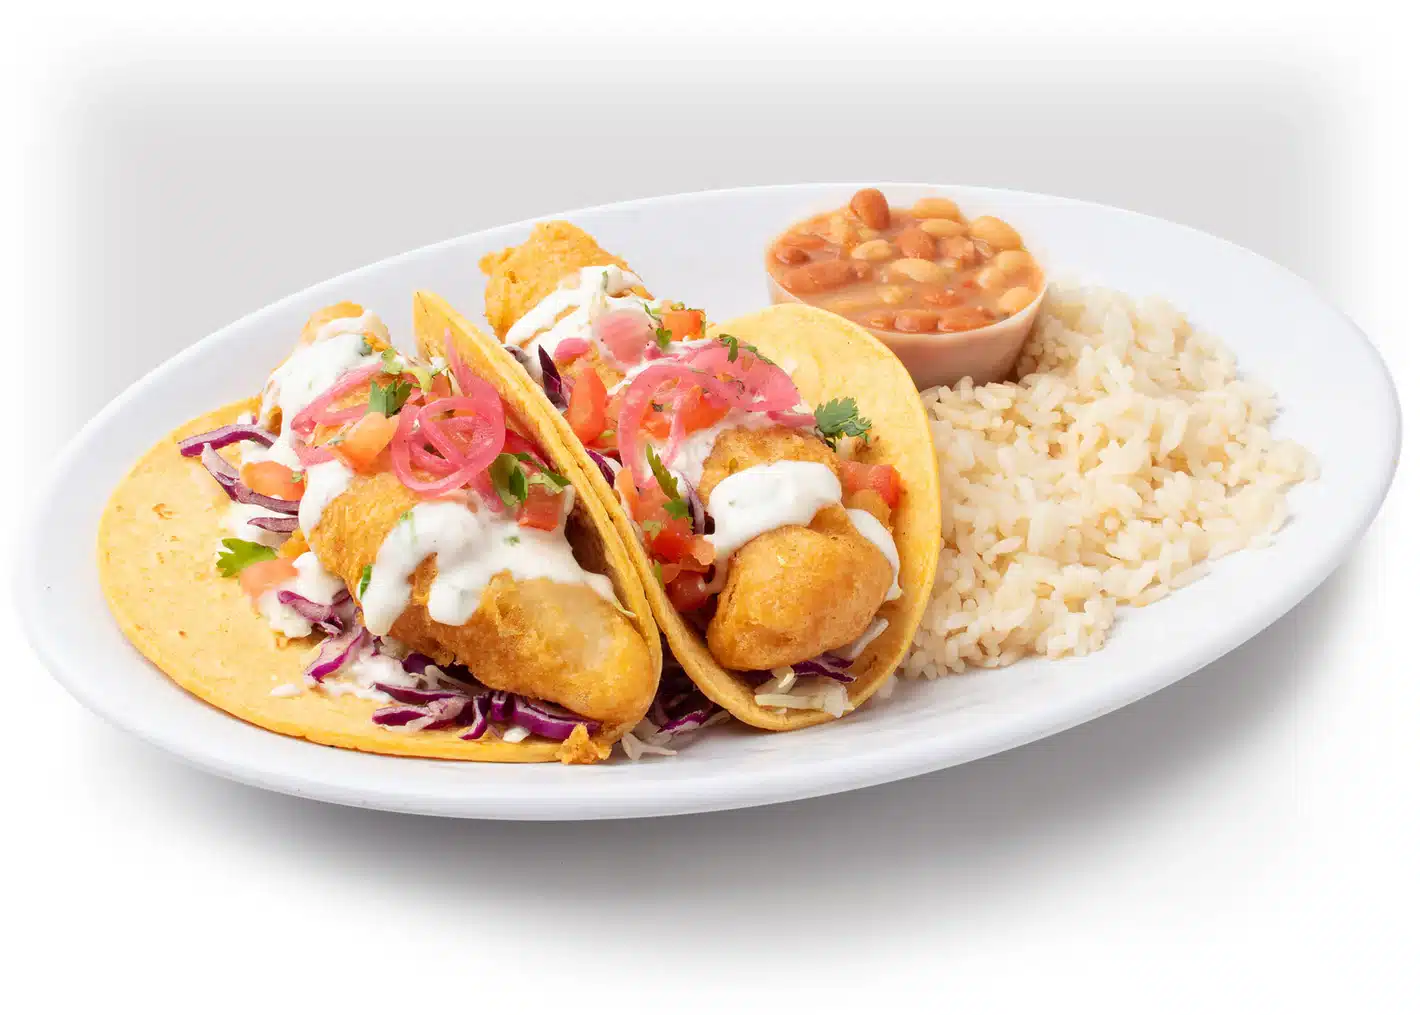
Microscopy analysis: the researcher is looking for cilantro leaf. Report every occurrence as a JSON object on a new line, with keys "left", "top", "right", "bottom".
{"left": 357, "top": 564, "right": 373, "bottom": 599}
{"left": 814, "top": 397, "right": 872, "bottom": 449}
{"left": 512, "top": 452, "right": 570, "bottom": 493}
{"left": 489, "top": 453, "right": 529, "bottom": 507}
{"left": 717, "top": 333, "right": 774, "bottom": 366}
{"left": 504, "top": 535, "right": 520, "bottom": 546}
{"left": 641, "top": 518, "right": 664, "bottom": 539}
{"left": 643, "top": 304, "right": 671, "bottom": 350}
{"left": 645, "top": 447, "right": 691, "bottom": 520}
{"left": 216, "top": 538, "right": 277, "bottom": 578}
{"left": 369, "top": 378, "right": 413, "bottom": 417}
{"left": 380, "top": 348, "right": 405, "bottom": 375}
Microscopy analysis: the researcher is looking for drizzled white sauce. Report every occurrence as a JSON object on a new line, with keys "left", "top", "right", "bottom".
{"left": 506, "top": 265, "right": 653, "bottom": 374}
{"left": 298, "top": 460, "right": 354, "bottom": 534}
{"left": 651, "top": 409, "right": 775, "bottom": 491}
{"left": 259, "top": 331, "right": 374, "bottom": 430}
{"left": 705, "top": 461, "right": 842, "bottom": 564}
{"left": 846, "top": 509, "right": 902, "bottom": 602}
{"left": 256, "top": 552, "right": 347, "bottom": 638}
{"left": 358, "top": 496, "right": 615, "bottom": 637}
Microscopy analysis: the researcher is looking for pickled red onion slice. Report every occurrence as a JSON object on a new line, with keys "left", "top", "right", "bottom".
{"left": 289, "top": 362, "right": 384, "bottom": 435}
{"left": 594, "top": 308, "right": 656, "bottom": 365}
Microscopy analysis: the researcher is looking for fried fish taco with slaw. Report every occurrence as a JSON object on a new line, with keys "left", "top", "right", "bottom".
{"left": 99, "top": 297, "right": 660, "bottom": 764}
{"left": 441, "top": 222, "right": 940, "bottom": 731}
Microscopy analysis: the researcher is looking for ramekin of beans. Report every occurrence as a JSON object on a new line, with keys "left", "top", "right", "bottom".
{"left": 765, "top": 188, "right": 1047, "bottom": 388}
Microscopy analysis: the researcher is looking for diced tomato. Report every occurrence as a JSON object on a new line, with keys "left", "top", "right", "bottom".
{"left": 239, "top": 557, "right": 299, "bottom": 600}
{"left": 517, "top": 485, "right": 563, "bottom": 531}
{"left": 240, "top": 460, "right": 306, "bottom": 501}
{"left": 660, "top": 305, "right": 705, "bottom": 343}
{"left": 665, "top": 570, "right": 712, "bottom": 611}
{"left": 567, "top": 364, "right": 608, "bottom": 445}
{"left": 335, "top": 412, "right": 398, "bottom": 472}
{"left": 641, "top": 386, "right": 728, "bottom": 441}
{"left": 647, "top": 518, "right": 700, "bottom": 564}
{"left": 839, "top": 460, "right": 903, "bottom": 510}
{"left": 502, "top": 429, "right": 542, "bottom": 461}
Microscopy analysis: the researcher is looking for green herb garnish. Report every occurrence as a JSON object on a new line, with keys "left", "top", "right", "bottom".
{"left": 646, "top": 446, "right": 690, "bottom": 520}
{"left": 380, "top": 348, "right": 405, "bottom": 375}
{"left": 357, "top": 564, "right": 373, "bottom": 599}
{"left": 215, "top": 538, "right": 278, "bottom": 578}
{"left": 489, "top": 453, "right": 529, "bottom": 507}
{"left": 814, "top": 397, "right": 873, "bottom": 449}
{"left": 512, "top": 452, "right": 570, "bottom": 493}
{"left": 357, "top": 339, "right": 373, "bottom": 356}
{"left": 641, "top": 519, "right": 664, "bottom": 539}
{"left": 643, "top": 304, "right": 672, "bottom": 350}
{"left": 369, "top": 378, "right": 413, "bottom": 417}
{"left": 718, "top": 333, "right": 773, "bottom": 365}
{"left": 505, "top": 535, "right": 520, "bottom": 546}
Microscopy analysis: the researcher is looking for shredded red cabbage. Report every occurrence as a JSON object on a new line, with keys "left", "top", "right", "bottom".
{"left": 460, "top": 695, "right": 491, "bottom": 741}
{"left": 250, "top": 516, "right": 299, "bottom": 534}
{"left": 585, "top": 449, "right": 620, "bottom": 486}
{"left": 537, "top": 347, "right": 569, "bottom": 410}
{"left": 372, "top": 683, "right": 466, "bottom": 706}
{"left": 400, "top": 652, "right": 438, "bottom": 676}
{"left": 306, "top": 626, "right": 369, "bottom": 681}
{"left": 675, "top": 470, "right": 711, "bottom": 535}
{"left": 199, "top": 445, "right": 300, "bottom": 515}
{"left": 277, "top": 590, "right": 353, "bottom": 635}
{"left": 177, "top": 422, "right": 276, "bottom": 457}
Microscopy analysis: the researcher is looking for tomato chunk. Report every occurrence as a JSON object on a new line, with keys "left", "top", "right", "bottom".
{"left": 517, "top": 485, "right": 563, "bottom": 531}
{"left": 335, "top": 412, "right": 398, "bottom": 472}
{"left": 839, "top": 460, "right": 903, "bottom": 510}
{"left": 567, "top": 364, "right": 609, "bottom": 445}
{"left": 241, "top": 460, "right": 306, "bottom": 501}
{"left": 665, "top": 570, "right": 712, "bottom": 611}
{"left": 661, "top": 306, "right": 706, "bottom": 343}
{"left": 239, "top": 557, "right": 299, "bottom": 600}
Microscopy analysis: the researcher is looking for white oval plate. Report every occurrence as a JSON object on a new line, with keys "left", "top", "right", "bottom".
{"left": 18, "top": 184, "right": 1400, "bottom": 820}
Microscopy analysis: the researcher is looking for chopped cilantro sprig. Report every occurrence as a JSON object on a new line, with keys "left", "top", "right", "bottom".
{"left": 814, "top": 397, "right": 872, "bottom": 449}
{"left": 369, "top": 377, "right": 413, "bottom": 416}
{"left": 490, "top": 452, "right": 571, "bottom": 507}
{"left": 216, "top": 538, "right": 278, "bottom": 578}
{"left": 646, "top": 447, "right": 690, "bottom": 521}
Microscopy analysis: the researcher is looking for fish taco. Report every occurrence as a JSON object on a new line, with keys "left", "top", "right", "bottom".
{"left": 99, "top": 297, "right": 661, "bottom": 764}
{"left": 433, "top": 222, "right": 940, "bottom": 730}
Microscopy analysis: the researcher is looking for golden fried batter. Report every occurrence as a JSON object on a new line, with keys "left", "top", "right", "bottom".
{"left": 480, "top": 221, "right": 649, "bottom": 339}
{"left": 698, "top": 426, "right": 893, "bottom": 671}
{"left": 307, "top": 472, "right": 655, "bottom": 727}
{"left": 695, "top": 425, "right": 840, "bottom": 504}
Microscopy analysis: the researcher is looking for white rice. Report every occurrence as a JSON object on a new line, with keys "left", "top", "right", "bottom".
{"left": 905, "top": 281, "right": 1317, "bottom": 677}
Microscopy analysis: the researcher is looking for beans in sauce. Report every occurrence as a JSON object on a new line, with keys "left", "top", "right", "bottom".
{"left": 767, "top": 189, "right": 1044, "bottom": 334}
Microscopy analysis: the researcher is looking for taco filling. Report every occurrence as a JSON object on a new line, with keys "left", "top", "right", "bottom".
{"left": 478, "top": 224, "right": 911, "bottom": 719}
{"left": 159, "top": 301, "right": 657, "bottom": 757}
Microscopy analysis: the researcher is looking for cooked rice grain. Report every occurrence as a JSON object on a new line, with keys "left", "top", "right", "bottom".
{"left": 905, "top": 282, "right": 1316, "bottom": 677}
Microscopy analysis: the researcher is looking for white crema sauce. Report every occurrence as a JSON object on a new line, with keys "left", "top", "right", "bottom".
{"left": 506, "top": 265, "right": 653, "bottom": 374}
{"left": 705, "top": 461, "right": 843, "bottom": 564}
{"left": 845, "top": 508, "right": 902, "bottom": 602}
{"left": 256, "top": 552, "right": 347, "bottom": 638}
{"left": 358, "top": 496, "right": 616, "bottom": 637}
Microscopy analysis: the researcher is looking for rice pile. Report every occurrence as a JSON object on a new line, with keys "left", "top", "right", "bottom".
{"left": 904, "top": 281, "right": 1316, "bottom": 677}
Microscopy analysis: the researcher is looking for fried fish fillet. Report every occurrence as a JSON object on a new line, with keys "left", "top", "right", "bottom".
{"left": 480, "top": 221, "right": 650, "bottom": 340}
{"left": 307, "top": 471, "right": 656, "bottom": 727}
{"left": 698, "top": 427, "right": 893, "bottom": 671}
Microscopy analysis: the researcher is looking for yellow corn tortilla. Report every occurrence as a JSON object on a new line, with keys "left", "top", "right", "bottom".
{"left": 99, "top": 349, "right": 662, "bottom": 763}
{"left": 422, "top": 291, "right": 941, "bottom": 731}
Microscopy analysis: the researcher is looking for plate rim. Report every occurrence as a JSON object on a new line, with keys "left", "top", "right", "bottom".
{"left": 15, "top": 181, "right": 1403, "bottom": 820}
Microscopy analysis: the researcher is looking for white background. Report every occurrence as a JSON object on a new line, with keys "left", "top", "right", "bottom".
{"left": 3, "top": 2, "right": 1416, "bottom": 1011}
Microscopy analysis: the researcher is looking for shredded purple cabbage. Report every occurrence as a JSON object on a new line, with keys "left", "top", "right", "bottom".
{"left": 306, "top": 626, "right": 370, "bottom": 681}
{"left": 199, "top": 445, "right": 300, "bottom": 515}
{"left": 249, "top": 516, "right": 299, "bottom": 534}
{"left": 177, "top": 422, "right": 276, "bottom": 457}
{"left": 277, "top": 590, "right": 352, "bottom": 635}
{"left": 537, "top": 347, "right": 569, "bottom": 410}
{"left": 585, "top": 449, "right": 620, "bottom": 486}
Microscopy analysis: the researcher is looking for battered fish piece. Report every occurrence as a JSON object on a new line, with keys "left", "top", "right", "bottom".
{"left": 708, "top": 504, "right": 893, "bottom": 671}
{"left": 698, "top": 426, "right": 894, "bottom": 671}
{"left": 480, "top": 221, "right": 650, "bottom": 339}
{"left": 307, "top": 471, "right": 656, "bottom": 727}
